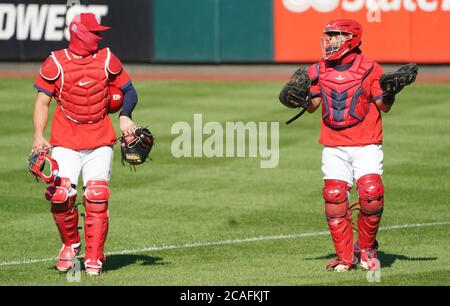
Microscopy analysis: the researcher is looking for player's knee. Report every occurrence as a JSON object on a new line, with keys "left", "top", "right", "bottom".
{"left": 357, "top": 174, "right": 384, "bottom": 215}
{"left": 45, "top": 177, "right": 76, "bottom": 212}
{"left": 323, "top": 180, "right": 349, "bottom": 204}
{"left": 323, "top": 180, "right": 349, "bottom": 218}
{"left": 45, "top": 177, "right": 72, "bottom": 203}
{"left": 84, "top": 180, "right": 109, "bottom": 213}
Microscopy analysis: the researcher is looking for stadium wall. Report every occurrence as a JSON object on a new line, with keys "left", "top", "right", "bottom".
{"left": 275, "top": 0, "right": 450, "bottom": 63}
{"left": 0, "top": 0, "right": 154, "bottom": 61}
{"left": 153, "top": 0, "right": 273, "bottom": 62}
{"left": 1, "top": 0, "right": 449, "bottom": 63}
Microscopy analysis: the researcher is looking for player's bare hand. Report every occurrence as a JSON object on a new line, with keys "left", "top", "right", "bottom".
{"left": 119, "top": 115, "right": 137, "bottom": 135}
{"left": 32, "top": 135, "right": 52, "bottom": 153}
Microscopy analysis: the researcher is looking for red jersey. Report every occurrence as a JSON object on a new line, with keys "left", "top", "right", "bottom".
{"left": 309, "top": 55, "right": 384, "bottom": 147}
{"left": 34, "top": 48, "right": 131, "bottom": 150}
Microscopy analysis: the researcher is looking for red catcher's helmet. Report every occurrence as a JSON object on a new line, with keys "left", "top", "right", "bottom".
{"left": 108, "top": 86, "right": 123, "bottom": 113}
{"left": 321, "top": 19, "right": 362, "bottom": 61}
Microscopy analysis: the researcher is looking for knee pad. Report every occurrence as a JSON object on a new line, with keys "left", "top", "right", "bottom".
{"left": 357, "top": 174, "right": 384, "bottom": 215}
{"left": 323, "top": 180, "right": 350, "bottom": 218}
{"left": 45, "top": 177, "right": 77, "bottom": 212}
{"left": 84, "top": 180, "right": 109, "bottom": 213}
{"left": 45, "top": 177, "right": 72, "bottom": 203}
{"left": 45, "top": 177, "right": 77, "bottom": 204}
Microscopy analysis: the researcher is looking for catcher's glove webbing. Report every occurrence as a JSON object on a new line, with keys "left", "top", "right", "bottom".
{"left": 279, "top": 68, "right": 312, "bottom": 109}
{"left": 28, "top": 147, "right": 59, "bottom": 183}
{"left": 380, "top": 63, "right": 418, "bottom": 105}
{"left": 119, "top": 127, "right": 154, "bottom": 167}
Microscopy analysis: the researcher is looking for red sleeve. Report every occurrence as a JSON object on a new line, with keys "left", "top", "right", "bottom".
{"left": 34, "top": 56, "right": 59, "bottom": 96}
{"left": 34, "top": 75, "right": 55, "bottom": 97}
{"left": 310, "top": 82, "right": 320, "bottom": 97}
{"left": 307, "top": 63, "right": 320, "bottom": 97}
{"left": 108, "top": 68, "right": 131, "bottom": 89}
{"left": 370, "top": 62, "right": 384, "bottom": 101}
{"left": 107, "top": 51, "right": 131, "bottom": 88}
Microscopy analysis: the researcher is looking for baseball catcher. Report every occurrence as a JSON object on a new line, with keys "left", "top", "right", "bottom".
{"left": 31, "top": 13, "right": 140, "bottom": 276}
{"left": 279, "top": 19, "right": 418, "bottom": 272}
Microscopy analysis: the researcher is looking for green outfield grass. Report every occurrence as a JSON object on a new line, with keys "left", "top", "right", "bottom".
{"left": 0, "top": 78, "right": 449, "bottom": 286}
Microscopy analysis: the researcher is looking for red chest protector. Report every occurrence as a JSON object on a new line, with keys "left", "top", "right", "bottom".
{"left": 312, "top": 54, "right": 374, "bottom": 129}
{"left": 51, "top": 48, "right": 111, "bottom": 124}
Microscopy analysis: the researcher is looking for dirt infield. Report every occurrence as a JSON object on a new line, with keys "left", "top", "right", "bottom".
{"left": 0, "top": 62, "right": 449, "bottom": 83}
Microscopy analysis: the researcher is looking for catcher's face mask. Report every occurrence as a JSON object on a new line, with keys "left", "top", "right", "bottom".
{"left": 28, "top": 148, "right": 59, "bottom": 183}
{"left": 321, "top": 31, "right": 353, "bottom": 60}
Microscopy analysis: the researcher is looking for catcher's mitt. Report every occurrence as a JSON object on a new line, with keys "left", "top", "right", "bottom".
{"left": 380, "top": 63, "right": 418, "bottom": 97}
{"left": 279, "top": 68, "right": 312, "bottom": 109}
{"left": 119, "top": 127, "right": 154, "bottom": 166}
{"left": 28, "top": 147, "right": 59, "bottom": 183}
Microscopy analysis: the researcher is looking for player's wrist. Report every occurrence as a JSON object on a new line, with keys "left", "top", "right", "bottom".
{"left": 119, "top": 112, "right": 132, "bottom": 120}
{"left": 34, "top": 132, "right": 45, "bottom": 139}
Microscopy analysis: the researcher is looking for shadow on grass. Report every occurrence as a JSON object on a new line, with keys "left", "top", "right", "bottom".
{"left": 47, "top": 254, "right": 166, "bottom": 273}
{"left": 306, "top": 252, "right": 437, "bottom": 268}
{"left": 105, "top": 254, "right": 166, "bottom": 271}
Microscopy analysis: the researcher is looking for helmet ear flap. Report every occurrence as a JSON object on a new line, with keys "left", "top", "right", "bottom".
{"left": 348, "top": 41, "right": 362, "bottom": 54}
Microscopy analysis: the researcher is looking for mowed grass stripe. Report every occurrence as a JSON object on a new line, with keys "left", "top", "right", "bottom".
{"left": 1, "top": 220, "right": 449, "bottom": 267}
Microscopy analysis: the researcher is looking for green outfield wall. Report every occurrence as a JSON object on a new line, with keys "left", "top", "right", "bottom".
{"left": 153, "top": 0, "right": 273, "bottom": 62}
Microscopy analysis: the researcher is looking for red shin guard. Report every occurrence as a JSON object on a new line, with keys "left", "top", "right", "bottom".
{"left": 83, "top": 180, "right": 110, "bottom": 263}
{"left": 356, "top": 174, "right": 384, "bottom": 250}
{"left": 52, "top": 196, "right": 80, "bottom": 246}
{"left": 323, "top": 180, "right": 354, "bottom": 263}
{"left": 357, "top": 214, "right": 381, "bottom": 250}
{"left": 47, "top": 177, "right": 80, "bottom": 246}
